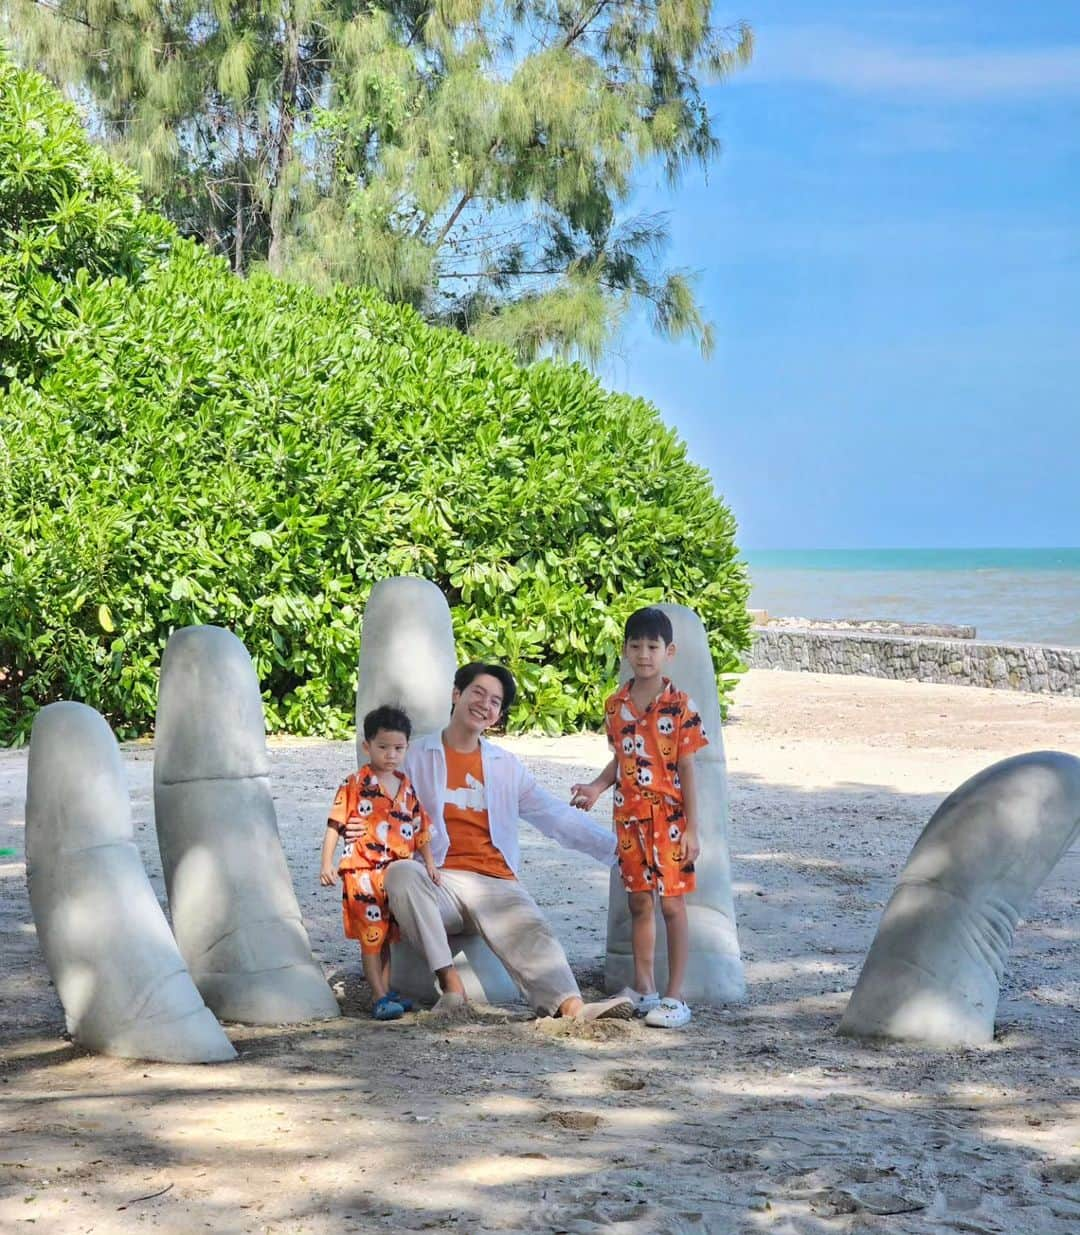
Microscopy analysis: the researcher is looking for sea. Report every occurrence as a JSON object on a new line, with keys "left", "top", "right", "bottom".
{"left": 744, "top": 548, "right": 1080, "bottom": 649}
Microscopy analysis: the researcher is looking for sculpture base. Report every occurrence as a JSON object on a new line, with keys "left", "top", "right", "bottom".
{"left": 390, "top": 936, "right": 521, "bottom": 1006}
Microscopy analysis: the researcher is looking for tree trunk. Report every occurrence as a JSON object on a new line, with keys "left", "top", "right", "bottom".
{"left": 234, "top": 118, "right": 246, "bottom": 273}
{"left": 267, "top": 5, "right": 300, "bottom": 276}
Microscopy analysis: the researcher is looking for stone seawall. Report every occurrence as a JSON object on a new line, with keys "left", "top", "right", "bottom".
{"left": 750, "top": 626, "right": 1080, "bottom": 697}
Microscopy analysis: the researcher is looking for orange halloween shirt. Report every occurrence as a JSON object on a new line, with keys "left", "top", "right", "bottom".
{"left": 328, "top": 765, "right": 431, "bottom": 873}
{"left": 328, "top": 765, "right": 431, "bottom": 951}
{"left": 603, "top": 678, "right": 708, "bottom": 810}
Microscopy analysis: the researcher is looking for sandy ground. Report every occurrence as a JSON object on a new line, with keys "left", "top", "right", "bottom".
{"left": 1, "top": 669, "right": 1078, "bottom": 1235}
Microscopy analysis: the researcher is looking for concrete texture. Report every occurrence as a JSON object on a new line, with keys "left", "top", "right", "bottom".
{"left": 155, "top": 626, "right": 338, "bottom": 1024}
{"left": 840, "top": 750, "right": 1080, "bottom": 1046}
{"left": 355, "top": 575, "right": 460, "bottom": 760}
{"left": 25, "top": 702, "right": 235, "bottom": 1062}
{"left": 604, "top": 603, "right": 747, "bottom": 1004}
{"left": 355, "top": 577, "right": 519, "bottom": 1005}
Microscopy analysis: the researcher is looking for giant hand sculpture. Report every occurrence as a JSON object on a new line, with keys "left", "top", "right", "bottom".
{"left": 26, "top": 703, "right": 236, "bottom": 1062}
{"left": 605, "top": 603, "right": 746, "bottom": 1004}
{"left": 840, "top": 750, "right": 1080, "bottom": 1046}
{"left": 154, "top": 626, "right": 338, "bottom": 1024}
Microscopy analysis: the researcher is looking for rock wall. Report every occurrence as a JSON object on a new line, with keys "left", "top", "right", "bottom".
{"left": 749, "top": 627, "right": 1080, "bottom": 696}
{"left": 757, "top": 617, "right": 977, "bottom": 640}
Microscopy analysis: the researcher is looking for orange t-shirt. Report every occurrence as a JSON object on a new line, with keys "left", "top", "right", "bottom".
{"left": 441, "top": 742, "right": 515, "bottom": 880}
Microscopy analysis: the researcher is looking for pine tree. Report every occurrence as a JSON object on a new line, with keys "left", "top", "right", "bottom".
{"left": 2, "top": 1, "right": 751, "bottom": 360}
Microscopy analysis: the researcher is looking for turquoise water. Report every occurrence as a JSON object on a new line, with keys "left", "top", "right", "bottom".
{"left": 745, "top": 548, "right": 1080, "bottom": 647}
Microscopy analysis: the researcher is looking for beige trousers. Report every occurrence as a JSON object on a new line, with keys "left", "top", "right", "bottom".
{"left": 383, "top": 862, "right": 579, "bottom": 1015}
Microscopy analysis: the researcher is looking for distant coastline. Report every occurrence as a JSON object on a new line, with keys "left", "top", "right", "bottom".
{"left": 744, "top": 547, "right": 1080, "bottom": 649}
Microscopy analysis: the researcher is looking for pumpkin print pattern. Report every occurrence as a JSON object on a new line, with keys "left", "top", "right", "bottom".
{"left": 603, "top": 678, "right": 708, "bottom": 897}
{"left": 327, "top": 766, "right": 431, "bottom": 953}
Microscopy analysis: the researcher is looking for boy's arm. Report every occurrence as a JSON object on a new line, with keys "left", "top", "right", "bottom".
{"left": 677, "top": 755, "right": 701, "bottom": 864}
{"left": 320, "top": 824, "right": 341, "bottom": 885}
{"left": 570, "top": 756, "right": 617, "bottom": 811}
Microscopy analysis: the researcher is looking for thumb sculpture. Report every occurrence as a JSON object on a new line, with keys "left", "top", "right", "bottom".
{"left": 26, "top": 702, "right": 236, "bottom": 1062}
{"left": 605, "top": 603, "right": 747, "bottom": 1005}
{"left": 840, "top": 750, "right": 1080, "bottom": 1047}
{"left": 355, "top": 576, "right": 519, "bottom": 1005}
{"left": 154, "top": 625, "right": 338, "bottom": 1024}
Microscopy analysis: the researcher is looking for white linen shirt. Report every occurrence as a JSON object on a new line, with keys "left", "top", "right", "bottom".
{"left": 403, "top": 730, "right": 617, "bottom": 875}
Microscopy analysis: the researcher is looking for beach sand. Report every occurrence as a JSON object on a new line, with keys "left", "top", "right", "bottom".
{"left": 1, "top": 669, "right": 1078, "bottom": 1233}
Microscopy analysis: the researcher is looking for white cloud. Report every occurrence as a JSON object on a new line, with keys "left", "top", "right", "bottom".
{"left": 746, "top": 27, "right": 1080, "bottom": 100}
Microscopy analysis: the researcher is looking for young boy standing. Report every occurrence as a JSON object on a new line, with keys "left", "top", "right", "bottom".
{"left": 320, "top": 705, "right": 441, "bottom": 1021}
{"left": 571, "top": 607, "right": 708, "bottom": 1028}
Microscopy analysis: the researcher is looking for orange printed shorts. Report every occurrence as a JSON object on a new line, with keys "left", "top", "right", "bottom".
{"left": 340, "top": 865, "right": 399, "bottom": 954}
{"left": 614, "top": 798, "right": 696, "bottom": 897}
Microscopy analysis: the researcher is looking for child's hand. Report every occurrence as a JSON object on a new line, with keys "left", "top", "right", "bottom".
{"left": 320, "top": 865, "right": 337, "bottom": 887}
{"left": 426, "top": 862, "right": 441, "bottom": 886}
{"left": 570, "top": 781, "right": 602, "bottom": 811}
{"left": 682, "top": 828, "right": 701, "bottom": 865}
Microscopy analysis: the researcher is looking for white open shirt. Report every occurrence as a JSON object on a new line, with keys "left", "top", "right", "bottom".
{"left": 403, "top": 730, "right": 617, "bottom": 876}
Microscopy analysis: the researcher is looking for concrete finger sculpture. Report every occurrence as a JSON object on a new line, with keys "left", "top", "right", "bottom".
{"left": 355, "top": 575, "right": 462, "bottom": 748}
{"left": 605, "top": 603, "right": 747, "bottom": 1004}
{"left": 356, "top": 576, "right": 519, "bottom": 1005}
{"left": 155, "top": 626, "right": 338, "bottom": 1024}
{"left": 26, "top": 702, "right": 236, "bottom": 1062}
{"left": 840, "top": 750, "right": 1080, "bottom": 1047}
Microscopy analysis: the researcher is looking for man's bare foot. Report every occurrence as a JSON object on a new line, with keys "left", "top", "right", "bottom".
{"left": 430, "top": 990, "right": 467, "bottom": 1016}
{"left": 436, "top": 965, "right": 466, "bottom": 997}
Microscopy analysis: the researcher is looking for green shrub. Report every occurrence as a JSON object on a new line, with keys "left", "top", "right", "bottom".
{"left": 0, "top": 58, "right": 749, "bottom": 743}
{"left": 0, "top": 57, "right": 172, "bottom": 383}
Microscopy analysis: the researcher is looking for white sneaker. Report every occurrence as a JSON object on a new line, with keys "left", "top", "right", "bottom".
{"left": 644, "top": 997, "right": 692, "bottom": 1028}
{"left": 614, "top": 987, "right": 661, "bottom": 1016}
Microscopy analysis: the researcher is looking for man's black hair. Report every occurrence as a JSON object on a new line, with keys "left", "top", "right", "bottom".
{"left": 362, "top": 704, "right": 412, "bottom": 741}
{"left": 453, "top": 662, "right": 517, "bottom": 718}
{"left": 623, "top": 606, "right": 674, "bottom": 645}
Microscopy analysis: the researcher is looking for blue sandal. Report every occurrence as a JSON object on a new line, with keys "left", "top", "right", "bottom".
{"left": 373, "top": 995, "right": 405, "bottom": 1021}
{"left": 387, "top": 989, "right": 413, "bottom": 1012}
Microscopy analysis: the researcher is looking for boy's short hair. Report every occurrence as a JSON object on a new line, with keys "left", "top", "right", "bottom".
{"left": 623, "top": 606, "right": 674, "bottom": 645}
{"left": 454, "top": 662, "right": 517, "bottom": 718}
{"left": 362, "top": 704, "right": 412, "bottom": 741}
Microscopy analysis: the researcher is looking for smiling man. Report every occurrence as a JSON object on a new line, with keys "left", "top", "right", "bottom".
{"left": 377, "top": 662, "right": 634, "bottom": 1021}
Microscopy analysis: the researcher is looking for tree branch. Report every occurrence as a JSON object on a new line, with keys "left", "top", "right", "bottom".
{"left": 433, "top": 190, "right": 475, "bottom": 249}
{"left": 563, "top": 0, "right": 611, "bottom": 50}
{"left": 439, "top": 269, "right": 559, "bottom": 278}
{"left": 28, "top": 0, "right": 92, "bottom": 29}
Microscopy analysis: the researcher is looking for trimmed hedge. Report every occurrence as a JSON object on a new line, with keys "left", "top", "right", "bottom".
{"left": 0, "top": 57, "right": 750, "bottom": 743}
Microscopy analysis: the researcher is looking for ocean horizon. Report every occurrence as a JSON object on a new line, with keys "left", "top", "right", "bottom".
{"left": 744, "top": 548, "right": 1080, "bottom": 648}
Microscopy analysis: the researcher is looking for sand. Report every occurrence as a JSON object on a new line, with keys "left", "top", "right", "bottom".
{"left": 1, "top": 668, "right": 1078, "bottom": 1234}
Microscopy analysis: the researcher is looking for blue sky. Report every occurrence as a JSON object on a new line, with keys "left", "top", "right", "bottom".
{"left": 605, "top": 1, "right": 1080, "bottom": 549}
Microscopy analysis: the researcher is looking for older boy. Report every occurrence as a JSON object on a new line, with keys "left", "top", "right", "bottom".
{"left": 571, "top": 607, "right": 707, "bottom": 1028}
